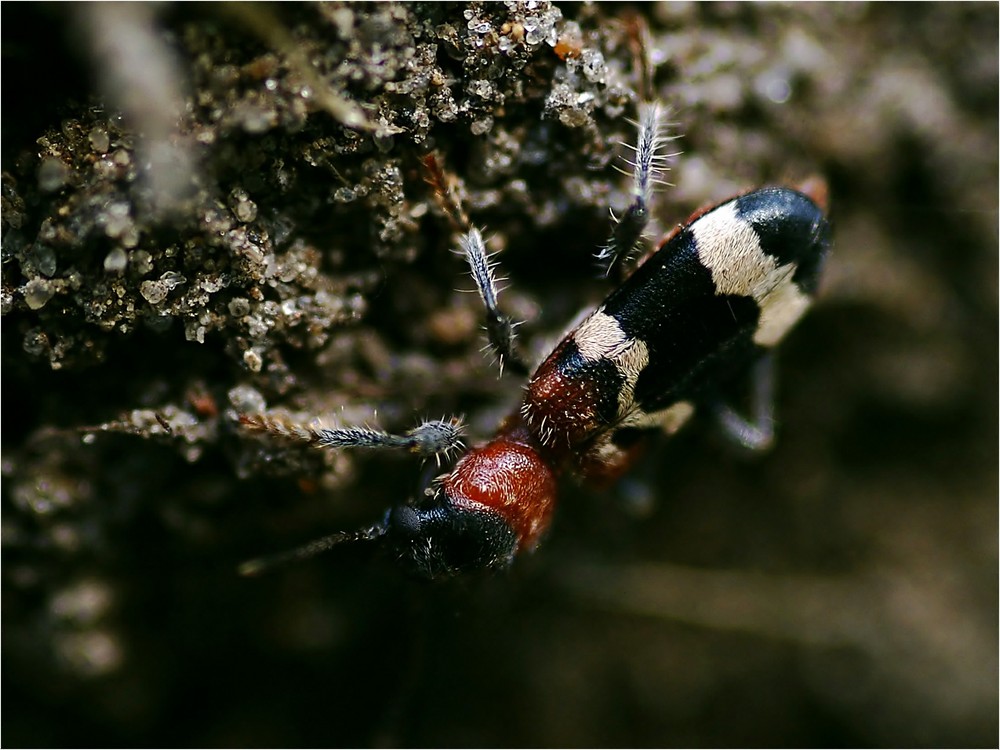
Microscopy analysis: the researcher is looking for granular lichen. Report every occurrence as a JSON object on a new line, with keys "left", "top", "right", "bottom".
{"left": 4, "top": 0, "right": 645, "bottom": 542}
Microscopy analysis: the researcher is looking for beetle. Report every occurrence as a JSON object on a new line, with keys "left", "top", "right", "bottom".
{"left": 239, "top": 101, "right": 832, "bottom": 579}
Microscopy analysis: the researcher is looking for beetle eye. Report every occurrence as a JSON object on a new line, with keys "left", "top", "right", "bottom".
{"left": 387, "top": 504, "right": 423, "bottom": 538}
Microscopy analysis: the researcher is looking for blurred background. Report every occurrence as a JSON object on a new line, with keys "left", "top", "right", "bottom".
{"left": 3, "top": 3, "right": 996, "bottom": 746}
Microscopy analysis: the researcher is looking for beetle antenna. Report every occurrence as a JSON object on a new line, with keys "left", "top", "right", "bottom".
{"left": 238, "top": 522, "right": 387, "bottom": 577}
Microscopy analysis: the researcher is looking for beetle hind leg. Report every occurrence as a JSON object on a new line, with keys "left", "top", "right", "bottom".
{"left": 710, "top": 354, "right": 777, "bottom": 452}
{"left": 596, "top": 101, "right": 678, "bottom": 280}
